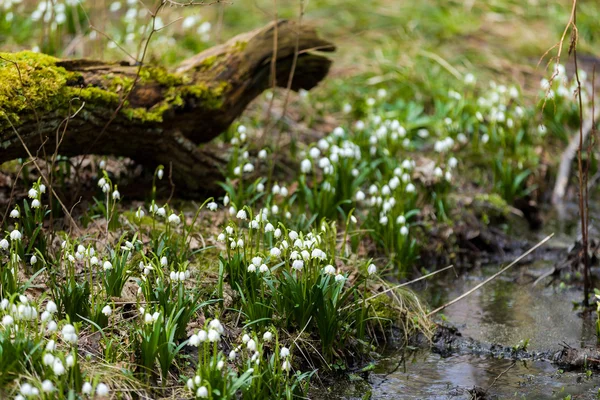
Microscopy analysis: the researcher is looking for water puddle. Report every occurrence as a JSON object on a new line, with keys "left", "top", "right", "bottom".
{"left": 366, "top": 261, "right": 600, "bottom": 398}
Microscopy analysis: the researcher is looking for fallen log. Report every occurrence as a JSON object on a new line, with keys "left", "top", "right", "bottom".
{"left": 0, "top": 20, "right": 335, "bottom": 193}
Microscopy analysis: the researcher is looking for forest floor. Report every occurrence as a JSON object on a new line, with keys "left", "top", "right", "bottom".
{"left": 1, "top": 0, "right": 600, "bottom": 399}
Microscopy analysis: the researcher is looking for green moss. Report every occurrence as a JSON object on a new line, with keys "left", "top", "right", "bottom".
{"left": 0, "top": 51, "right": 76, "bottom": 128}
{"left": 139, "top": 66, "right": 186, "bottom": 87}
{"left": 369, "top": 295, "right": 401, "bottom": 324}
{"left": 232, "top": 40, "right": 248, "bottom": 52}
{"left": 0, "top": 51, "right": 228, "bottom": 127}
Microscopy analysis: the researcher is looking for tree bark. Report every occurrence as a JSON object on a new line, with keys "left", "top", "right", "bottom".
{"left": 0, "top": 20, "right": 335, "bottom": 194}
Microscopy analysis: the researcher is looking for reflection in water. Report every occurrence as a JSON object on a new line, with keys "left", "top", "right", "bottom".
{"left": 372, "top": 352, "right": 600, "bottom": 399}
{"left": 368, "top": 261, "right": 600, "bottom": 398}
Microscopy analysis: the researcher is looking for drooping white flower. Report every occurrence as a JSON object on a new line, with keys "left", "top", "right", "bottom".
{"left": 102, "top": 305, "right": 112, "bottom": 316}
{"left": 161, "top": 256, "right": 168, "bottom": 266}
{"left": 31, "top": 199, "right": 41, "bottom": 208}
{"left": 53, "top": 359, "right": 66, "bottom": 375}
{"left": 96, "top": 383, "right": 109, "bottom": 396}
{"left": 300, "top": 159, "right": 312, "bottom": 173}
{"left": 82, "top": 382, "right": 92, "bottom": 395}
{"left": 112, "top": 189, "right": 120, "bottom": 200}
{"left": 259, "top": 264, "right": 269, "bottom": 273}
{"left": 168, "top": 213, "right": 181, "bottom": 225}
{"left": 46, "top": 300, "right": 57, "bottom": 313}
{"left": 197, "top": 386, "right": 208, "bottom": 398}
{"left": 282, "top": 360, "right": 291, "bottom": 371}
{"left": 41, "top": 380, "right": 54, "bottom": 393}
{"left": 335, "top": 274, "right": 345, "bottom": 282}
{"left": 189, "top": 334, "right": 200, "bottom": 347}
{"left": 247, "top": 339, "right": 257, "bottom": 351}
{"left": 280, "top": 347, "right": 290, "bottom": 358}
{"left": 236, "top": 209, "right": 247, "bottom": 220}
{"left": 0, "top": 239, "right": 8, "bottom": 250}
{"left": 292, "top": 260, "right": 304, "bottom": 271}
{"left": 2, "top": 315, "right": 14, "bottom": 326}
{"left": 10, "top": 209, "right": 19, "bottom": 218}
{"left": 368, "top": 264, "right": 377, "bottom": 275}
{"left": 207, "top": 329, "right": 220, "bottom": 342}
{"left": 207, "top": 202, "right": 218, "bottom": 211}
{"left": 10, "top": 230, "right": 22, "bottom": 241}
{"left": 157, "top": 168, "right": 164, "bottom": 180}
{"left": 258, "top": 149, "right": 268, "bottom": 159}
{"left": 270, "top": 247, "right": 281, "bottom": 257}
{"left": 103, "top": 261, "right": 113, "bottom": 270}
{"left": 28, "top": 188, "right": 38, "bottom": 198}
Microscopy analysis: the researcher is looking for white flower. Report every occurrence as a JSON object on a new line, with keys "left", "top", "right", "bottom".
{"left": 10, "top": 209, "right": 19, "bottom": 218}
{"left": 10, "top": 230, "right": 22, "bottom": 241}
{"left": 102, "top": 305, "right": 112, "bottom": 316}
{"left": 265, "top": 223, "right": 274, "bottom": 232}
{"left": 96, "top": 383, "right": 109, "bottom": 396}
{"left": 223, "top": 195, "right": 230, "bottom": 206}
{"left": 270, "top": 247, "right": 281, "bottom": 257}
{"left": 189, "top": 334, "right": 200, "bottom": 346}
{"left": 247, "top": 264, "right": 256, "bottom": 272}
{"left": 280, "top": 347, "right": 290, "bottom": 358}
{"left": 243, "top": 163, "right": 254, "bottom": 173}
{"left": 229, "top": 350, "right": 237, "bottom": 360}
{"left": 112, "top": 190, "right": 120, "bottom": 200}
{"left": 292, "top": 260, "right": 304, "bottom": 271}
{"left": 464, "top": 73, "right": 476, "bottom": 85}
{"left": 335, "top": 274, "right": 345, "bottom": 282}
{"left": 247, "top": 339, "right": 257, "bottom": 351}
{"left": 368, "top": 264, "right": 377, "bottom": 275}
{"left": 236, "top": 209, "right": 247, "bottom": 220}
{"left": 20, "top": 383, "right": 34, "bottom": 396}
{"left": 198, "top": 330, "right": 208, "bottom": 342}
{"left": 82, "top": 382, "right": 92, "bottom": 394}
{"left": 187, "top": 378, "right": 194, "bottom": 389}
{"left": 66, "top": 354, "right": 74, "bottom": 367}
{"left": 31, "top": 199, "right": 41, "bottom": 208}
{"left": 217, "top": 360, "right": 225, "bottom": 370}
{"left": 0, "top": 239, "right": 8, "bottom": 250}
{"left": 258, "top": 149, "right": 268, "bottom": 159}
{"left": 53, "top": 359, "right": 65, "bottom": 375}
{"left": 400, "top": 226, "right": 409, "bottom": 236}
{"left": 217, "top": 233, "right": 226, "bottom": 241}
{"left": 263, "top": 331, "right": 273, "bottom": 342}
{"left": 42, "top": 380, "right": 54, "bottom": 393}
{"left": 46, "top": 321, "right": 58, "bottom": 332}
{"left": 282, "top": 360, "right": 291, "bottom": 371}
{"left": 168, "top": 213, "right": 181, "bottom": 225}
{"left": 39, "top": 184, "right": 46, "bottom": 194}
{"left": 103, "top": 261, "right": 113, "bottom": 270}
{"left": 28, "top": 188, "right": 38, "bottom": 198}
{"left": 300, "top": 159, "right": 312, "bottom": 173}
{"left": 90, "top": 256, "right": 99, "bottom": 265}
{"left": 161, "top": 256, "right": 168, "bottom": 266}
{"left": 62, "top": 324, "right": 78, "bottom": 343}
{"left": 207, "top": 202, "right": 218, "bottom": 211}
{"left": 259, "top": 264, "right": 269, "bottom": 273}
{"left": 2, "top": 315, "right": 13, "bottom": 326}
{"left": 207, "top": 329, "right": 220, "bottom": 342}
{"left": 157, "top": 169, "right": 164, "bottom": 180}
{"left": 46, "top": 300, "right": 57, "bottom": 313}
{"left": 43, "top": 353, "right": 54, "bottom": 366}
{"left": 323, "top": 265, "right": 336, "bottom": 275}
{"left": 41, "top": 311, "right": 51, "bottom": 322}
{"left": 144, "top": 313, "right": 154, "bottom": 324}
{"left": 197, "top": 386, "right": 208, "bottom": 398}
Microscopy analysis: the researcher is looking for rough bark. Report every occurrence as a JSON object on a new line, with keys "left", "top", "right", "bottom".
{"left": 0, "top": 20, "right": 335, "bottom": 193}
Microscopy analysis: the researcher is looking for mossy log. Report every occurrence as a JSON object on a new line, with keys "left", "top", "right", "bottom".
{"left": 0, "top": 20, "right": 335, "bottom": 193}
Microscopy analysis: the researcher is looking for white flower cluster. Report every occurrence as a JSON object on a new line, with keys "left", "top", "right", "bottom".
{"left": 188, "top": 319, "right": 224, "bottom": 346}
